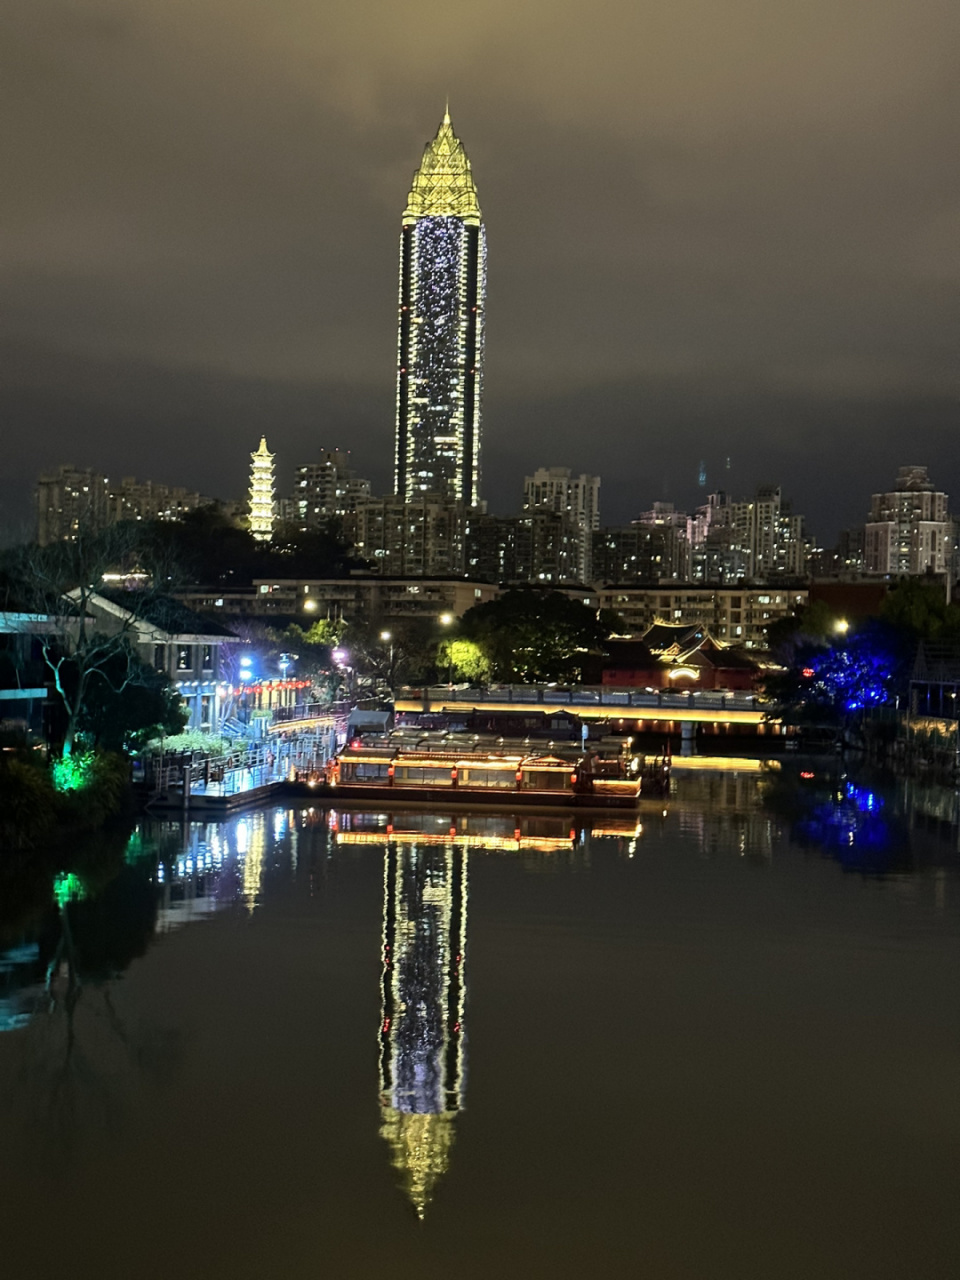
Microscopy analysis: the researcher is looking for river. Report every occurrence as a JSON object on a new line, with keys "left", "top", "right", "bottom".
{"left": 0, "top": 766, "right": 958, "bottom": 1278}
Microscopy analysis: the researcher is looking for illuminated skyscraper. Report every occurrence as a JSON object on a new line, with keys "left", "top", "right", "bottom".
{"left": 379, "top": 843, "right": 467, "bottom": 1218}
{"left": 395, "top": 111, "right": 486, "bottom": 506}
{"left": 248, "top": 436, "right": 276, "bottom": 542}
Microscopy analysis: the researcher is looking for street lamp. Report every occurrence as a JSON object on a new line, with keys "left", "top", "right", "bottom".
{"left": 438, "top": 614, "right": 454, "bottom": 684}
{"left": 380, "top": 631, "right": 395, "bottom": 690}
{"left": 835, "top": 619, "right": 849, "bottom": 635}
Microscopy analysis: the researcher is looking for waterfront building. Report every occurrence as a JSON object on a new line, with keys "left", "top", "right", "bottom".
{"left": 589, "top": 626, "right": 760, "bottom": 691}
{"left": 395, "top": 111, "right": 485, "bottom": 506}
{"left": 81, "top": 592, "right": 238, "bottom": 732}
{"left": 378, "top": 841, "right": 467, "bottom": 1217}
{"left": 291, "top": 451, "right": 371, "bottom": 528}
{"left": 248, "top": 437, "right": 276, "bottom": 542}
{"left": 523, "top": 468, "right": 600, "bottom": 581}
{"left": 864, "top": 466, "right": 952, "bottom": 576}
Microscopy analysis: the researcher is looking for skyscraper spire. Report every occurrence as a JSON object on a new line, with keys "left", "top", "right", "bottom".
{"left": 402, "top": 109, "right": 482, "bottom": 225}
{"left": 395, "top": 111, "right": 486, "bottom": 505}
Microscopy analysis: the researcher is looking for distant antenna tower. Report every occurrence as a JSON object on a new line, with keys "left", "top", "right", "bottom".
{"left": 698, "top": 460, "right": 707, "bottom": 488}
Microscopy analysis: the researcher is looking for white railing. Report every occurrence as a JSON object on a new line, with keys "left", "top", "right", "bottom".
{"left": 407, "top": 685, "right": 762, "bottom": 713}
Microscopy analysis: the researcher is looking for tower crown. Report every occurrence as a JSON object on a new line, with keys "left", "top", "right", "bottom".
{"left": 403, "top": 111, "right": 482, "bottom": 226}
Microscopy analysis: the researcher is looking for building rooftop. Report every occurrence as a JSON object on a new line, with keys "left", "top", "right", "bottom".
{"left": 403, "top": 111, "right": 482, "bottom": 225}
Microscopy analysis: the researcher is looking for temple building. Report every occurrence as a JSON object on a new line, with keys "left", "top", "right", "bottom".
{"left": 379, "top": 842, "right": 467, "bottom": 1218}
{"left": 395, "top": 111, "right": 486, "bottom": 507}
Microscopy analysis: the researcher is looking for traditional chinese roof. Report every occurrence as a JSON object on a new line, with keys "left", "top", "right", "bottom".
{"left": 403, "top": 110, "right": 482, "bottom": 226}
{"left": 642, "top": 623, "right": 708, "bottom": 658}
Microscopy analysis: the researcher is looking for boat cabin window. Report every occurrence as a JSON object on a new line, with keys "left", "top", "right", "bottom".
{"left": 522, "top": 769, "right": 572, "bottom": 791}
{"left": 458, "top": 768, "right": 514, "bottom": 789}
{"left": 341, "top": 761, "right": 392, "bottom": 781}
{"left": 393, "top": 765, "right": 454, "bottom": 786}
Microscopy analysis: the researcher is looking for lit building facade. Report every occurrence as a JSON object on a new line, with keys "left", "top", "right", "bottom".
{"left": 596, "top": 584, "right": 808, "bottom": 649}
{"left": 291, "top": 451, "right": 371, "bottom": 528}
{"left": 864, "top": 466, "right": 952, "bottom": 576}
{"left": 36, "top": 466, "right": 209, "bottom": 545}
{"left": 523, "top": 467, "right": 600, "bottom": 581}
{"left": 466, "top": 510, "right": 584, "bottom": 584}
{"left": 346, "top": 495, "right": 467, "bottom": 577}
{"left": 395, "top": 112, "right": 486, "bottom": 506}
{"left": 248, "top": 437, "right": 276, "bottom": 542}
{"left": 379, "top": 842, "right": 467, "bottom": 1217}
{"left": 36, "top": 466, "right": 112, "bottom": 545}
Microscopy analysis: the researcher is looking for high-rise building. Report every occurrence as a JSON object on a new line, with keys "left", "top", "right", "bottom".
{"left": 686, "top": 487, "right": 807, "bottom": 582}
{"left": 346, "top": 495, "right": 467, "bottom": 577}
{"left": 592, "top": 523, "right": 677, "bottom": 584}
{"left": 35, "top": 465, "right": 208, "bottom": 545}
{"left": 248, "top": 437, "right": 276, "bottom": 542}
{"left": 466, "top": 510, "right": 583, "bottom": 584}
{"left": 36, "top": 466, "right": 113, "bottom": 545}
{"left": 395, "top": 111, "right": 486, "bottom": 506}
{"left": 523, "top": 467, "right": 600, "bottom": 581}
{"left": 291, "top": 451, "right": 371, "bottom": 528}
{"left": 109, "top": 478, "right": 208, "bottom": 526}
{"left": 864, "top": 466, "right": 952, "bottom": 576}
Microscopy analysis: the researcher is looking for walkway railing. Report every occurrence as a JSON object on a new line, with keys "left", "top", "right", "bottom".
{"left": 403, "top": 685, "right": 764, "bottom": 713}
{"left": 137, "top": 727, "right": 339, "bottom": 804}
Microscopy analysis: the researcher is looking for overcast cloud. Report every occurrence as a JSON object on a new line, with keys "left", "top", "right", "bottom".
{"left": 2, "top": 0, "right": 958, "bottom": 540}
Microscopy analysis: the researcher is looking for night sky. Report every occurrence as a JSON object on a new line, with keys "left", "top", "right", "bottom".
{"left": 3, "top": 2, "right": 959, "bottom": 543}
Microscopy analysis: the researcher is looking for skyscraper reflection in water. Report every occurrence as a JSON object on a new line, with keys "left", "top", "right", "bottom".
{"left": 378, "top": 842, "right": 467, "bottom": 1218}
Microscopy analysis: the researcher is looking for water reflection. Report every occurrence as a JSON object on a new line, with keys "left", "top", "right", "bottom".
{"left": 671, "top": 772, "right": 779, "bottom": 861}
{"left": 379, "top": 842, "right": 467, "bottom": 1219}
{"left": 334, "top": 809, "right": 579, "bottom": 1215}
{"left": 0, "top": 809, "right": 296, "bottom": 1039}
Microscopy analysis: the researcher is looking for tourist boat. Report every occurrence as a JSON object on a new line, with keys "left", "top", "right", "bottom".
{"left": 314, "top": 743, "right": 669, "bottom": 809}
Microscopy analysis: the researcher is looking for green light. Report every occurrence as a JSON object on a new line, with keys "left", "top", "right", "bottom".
{"left": 51, "top": 753, "right": 94, "bottom": 793}
{"left": 52, "top": 872, "right": 88, "bottom": 910}
{"left": 124, "top": 830, "right": 157, "bottom": 865}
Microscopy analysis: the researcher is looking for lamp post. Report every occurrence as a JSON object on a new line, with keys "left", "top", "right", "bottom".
{"left": 380, "top": 630, "right": 395, "bottom": 692}
{"left": 439, "top": 612, "right": 454, "bottom": 685}
{"left": 238, "top": 653, "right": 254, "bottom": 725}
{"left": 332, "top": 647, "right": 351, "bottom": 703}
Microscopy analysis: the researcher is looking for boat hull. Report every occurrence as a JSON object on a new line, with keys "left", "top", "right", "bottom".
{"left": 285, "top": 780, "right": 645, "bottom": 810}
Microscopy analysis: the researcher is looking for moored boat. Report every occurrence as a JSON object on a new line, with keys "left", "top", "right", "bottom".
{"left": 300, "top": 741, "right": 669, "bottom": 809}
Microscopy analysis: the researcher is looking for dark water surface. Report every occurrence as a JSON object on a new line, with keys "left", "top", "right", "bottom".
{"left": 1, "top": 770, "right": 958, "bottom": 1279}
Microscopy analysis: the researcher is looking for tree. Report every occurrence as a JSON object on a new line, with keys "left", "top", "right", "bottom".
{"left": 880, "top": 577, "right": 960, "bottom": 641}
{"left": 458, "top": 590, "right": 610, "bottom": 683}
{"left": 76, "top": 648, "right": 187, "bottom": 751}
{"left": 437, "top": 637, "right": 491, "bottom": 684}
{"left": 5, "top": 524, "right": 184, "bottom": 756}
{"left": 765, "top": 599, "right": 838, "bottom": 666}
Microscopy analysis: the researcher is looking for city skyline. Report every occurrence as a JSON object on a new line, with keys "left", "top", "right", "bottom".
{"left": 3, "top": 4, "right": 958, "bottom": 542}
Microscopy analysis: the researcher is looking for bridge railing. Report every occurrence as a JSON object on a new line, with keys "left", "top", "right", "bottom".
{"left": 402, "top": 685, "right": 764, "bottom": 713}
